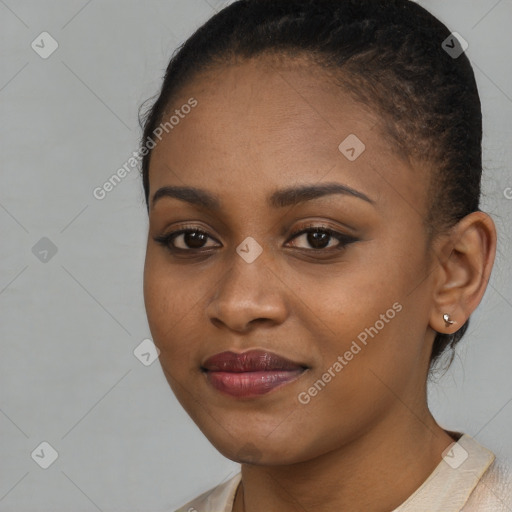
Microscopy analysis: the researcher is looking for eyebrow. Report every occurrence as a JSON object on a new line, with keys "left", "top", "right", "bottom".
{"left": 151, "top": 182, "right": 375, "bottom": 210}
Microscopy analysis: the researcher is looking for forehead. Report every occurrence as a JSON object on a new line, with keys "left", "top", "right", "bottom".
{"left": 148, "top": 55, "right": 429, "bottom": 218}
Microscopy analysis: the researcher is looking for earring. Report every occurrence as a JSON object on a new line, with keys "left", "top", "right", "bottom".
{"left": 443, "top": 313, "right": 455, "bottom": 327}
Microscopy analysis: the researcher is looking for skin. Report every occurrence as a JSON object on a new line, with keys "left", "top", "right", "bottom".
{"left": 142, "top": 55, "right": 497, "bottom": 511}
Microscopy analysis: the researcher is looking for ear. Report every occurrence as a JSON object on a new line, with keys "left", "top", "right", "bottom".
{"left": 429, "top": 211, "right": 497, "bottom": 335}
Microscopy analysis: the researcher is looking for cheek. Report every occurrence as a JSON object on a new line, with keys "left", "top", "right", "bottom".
{"left": 143, "top": 251, "right": 199, "bottom": 357}
{"left": 304, "top": 261, "right": 402, "bottom": 342}
{"left": 303, "top": 248, "right": 426, "bottom": 389}
{"left": 309, "top": 286, "right": 406, "bottom": 394}
{"left": 143, "top": 257, "right": 207, "bottom": 412}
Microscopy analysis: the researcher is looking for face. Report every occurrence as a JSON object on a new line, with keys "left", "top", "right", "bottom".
{"left": 143, "top": 55, "right": 438, "bottom": 465}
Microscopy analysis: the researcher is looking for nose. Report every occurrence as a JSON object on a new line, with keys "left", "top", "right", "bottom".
{"left": 205, "top": 250, "right": 288, "bottom": 333}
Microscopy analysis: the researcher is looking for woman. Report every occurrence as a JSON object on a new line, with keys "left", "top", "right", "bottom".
{"left": 138, "top": 0, "right": 512, "bottom": 510}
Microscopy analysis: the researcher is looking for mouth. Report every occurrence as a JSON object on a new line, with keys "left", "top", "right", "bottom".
{"left": 201, "top": 349, "right": 309, "bottom": 398}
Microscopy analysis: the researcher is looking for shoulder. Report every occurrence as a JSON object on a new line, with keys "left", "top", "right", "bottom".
{"left": 173, "top": 473, "right": 242, "bottom": 512}
{"left": 463, "top": 457, "right": 512, "bottom": 511}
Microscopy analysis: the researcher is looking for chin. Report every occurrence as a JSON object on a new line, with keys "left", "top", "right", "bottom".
{"left": 206, "top": 431, "right": 308, "bottom": 466}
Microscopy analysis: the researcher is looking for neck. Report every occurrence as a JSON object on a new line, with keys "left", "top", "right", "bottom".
{"left": 233, "top": 408, "right": 456, "bottom": 512}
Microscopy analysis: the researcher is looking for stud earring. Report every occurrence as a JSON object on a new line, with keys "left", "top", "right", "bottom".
{"left": 443, "top": 313, "right": 455, "bottom": 327}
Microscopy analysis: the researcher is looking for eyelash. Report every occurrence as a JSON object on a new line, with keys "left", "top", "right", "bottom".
{"left": 153, "top": 223, "right": 358, "bottom": 254}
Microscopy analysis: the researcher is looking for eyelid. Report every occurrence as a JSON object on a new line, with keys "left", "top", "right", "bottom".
{"left": 286, "top": 223, "right": 358, "bottom": 249}
{"left": 288, "top": 221, "right": 356, "bottom": 238}
{"left": 153, "top": 225, "right": 221, "bottom": 249}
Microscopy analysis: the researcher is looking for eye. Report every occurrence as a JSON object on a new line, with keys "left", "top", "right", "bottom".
{"left": 153, "top": 223, "right": 358, "bottom": 254}
{"left": 153, "top": 226, "right": 219, "bottom": 252}
{"left": 287, "top": 224, "right": 358, "bottom": 251}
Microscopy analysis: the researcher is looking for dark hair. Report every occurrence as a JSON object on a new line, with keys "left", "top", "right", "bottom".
{"left": 139, "top": 0, "right": 483, "bottom": 374}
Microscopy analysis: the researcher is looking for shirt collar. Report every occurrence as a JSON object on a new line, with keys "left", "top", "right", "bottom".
{"left": 391, "top": 432, "right": 495, "bottom": 511}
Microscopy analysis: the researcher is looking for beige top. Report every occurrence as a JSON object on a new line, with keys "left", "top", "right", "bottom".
{"left": 175, "top": 433, "right": 512, "bottom": 511}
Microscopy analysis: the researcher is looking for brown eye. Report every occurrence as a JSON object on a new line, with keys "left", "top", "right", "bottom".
{"left": 287, "top": 225, "right": 358, "bottom": 251}
{"left": 154, "top": 228, "right": 220, "bottom": 251}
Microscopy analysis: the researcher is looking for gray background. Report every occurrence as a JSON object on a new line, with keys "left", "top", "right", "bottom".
{"left": 0, "top": 0, "right": 511, "bottom": 510}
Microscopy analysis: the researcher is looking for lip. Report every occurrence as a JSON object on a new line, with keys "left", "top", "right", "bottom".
{"left": 201, "top": 349, "right": 309, "bottom": 398}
